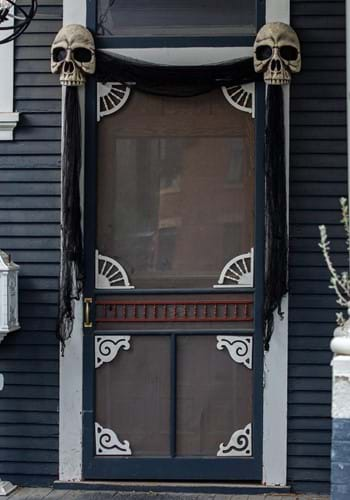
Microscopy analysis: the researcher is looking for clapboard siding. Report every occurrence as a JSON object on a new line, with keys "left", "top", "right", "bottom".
{"left": 0, "top": 0, "right": 62, "bottom": 487}
{"left": 0, "top": 0, "right": 346, "bottom": 492}
{"left": 288, "top": 0, "right": 347, "bottom": 494}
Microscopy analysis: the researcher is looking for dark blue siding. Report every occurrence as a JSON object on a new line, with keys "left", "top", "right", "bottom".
{"left": 0, "top": 0, "right": 62, "bottom": 487}
{"left": 0, "top": 0, "right": 347, "bottom": 492}
{"left": 289, "top": 0, "right": 347, "bottom": 494}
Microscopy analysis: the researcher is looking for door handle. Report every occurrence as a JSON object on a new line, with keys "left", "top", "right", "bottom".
{"left": 84, "top": 297, "right": 93, "bottom": 328}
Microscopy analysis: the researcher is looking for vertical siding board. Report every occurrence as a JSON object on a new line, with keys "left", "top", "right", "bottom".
{"left": 0, "top": 1, "right": 62, "bottom": 487}
{"left": 289, "top": 0, "right": 347, "bottom": 494}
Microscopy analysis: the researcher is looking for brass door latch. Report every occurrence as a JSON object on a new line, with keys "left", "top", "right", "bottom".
{"left": 84, "top": 297, "right": 93, "bottom": 328}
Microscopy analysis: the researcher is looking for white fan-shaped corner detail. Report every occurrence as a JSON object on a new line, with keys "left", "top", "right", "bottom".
{"left": 97, "top": 82, "right": 131, "bottom": 121}
{"left": 222, "top": 83, "right": 255, "bottom": 118}
{"left": 214, "top": 248, "right": 254, "bottom": 289}
{"left": 96, "top": 250, "right": 134, "bottom": 290}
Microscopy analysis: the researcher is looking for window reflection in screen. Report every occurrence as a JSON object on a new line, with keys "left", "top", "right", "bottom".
{"left": 97, "top": 91, "right": 255, "bottom": 289}
{"left": 97, "top": 0, "right": 256, "bottom": 37}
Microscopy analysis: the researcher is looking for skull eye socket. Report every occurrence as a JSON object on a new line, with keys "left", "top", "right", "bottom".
{"left": 255, "top": 45, "right": 273, "bottom": 61}
{"left": 53, "top": 47, "right": 67, "bottom": 63}
{"left": 73, "top": 48, "right": 93, "bottom": 63}
{"left": 280, "top": 45, "right": 299, "bottom": 61}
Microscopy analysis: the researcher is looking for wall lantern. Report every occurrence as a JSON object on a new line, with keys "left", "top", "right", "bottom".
{"left": 0, "top": 0, "right": 37, "bottom": 45}
{"left": 0, "top": 250, "right": 20, "bottom": 342}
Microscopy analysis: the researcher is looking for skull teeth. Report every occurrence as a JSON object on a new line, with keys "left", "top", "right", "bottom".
{"left": 61, "top": 80, "right": 85, "bottom": 87}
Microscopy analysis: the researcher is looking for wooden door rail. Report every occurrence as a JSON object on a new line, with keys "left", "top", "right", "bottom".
{"left": 95, "top": 299, "right": 253, "bottom": 323}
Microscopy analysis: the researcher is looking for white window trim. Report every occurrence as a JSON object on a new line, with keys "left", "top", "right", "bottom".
{"left": 0, "top": 14, "right": 19, "bottom": 140}
{"left": 59, "top": 0, "right": 290, "bottom": 486}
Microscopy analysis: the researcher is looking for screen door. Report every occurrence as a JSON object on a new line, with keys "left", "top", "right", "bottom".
{"left": 82, "top": 83, "right": 264, "bottom": 481}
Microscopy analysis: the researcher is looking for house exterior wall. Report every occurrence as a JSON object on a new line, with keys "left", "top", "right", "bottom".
{"left": 288, "top": 0, "right": 347, "bottom": 493}
{"left": 0, "top": 0, "right": 62, "bottom": 487}
{"left": 0, "top": 0, "right": 347, "bottom": 493}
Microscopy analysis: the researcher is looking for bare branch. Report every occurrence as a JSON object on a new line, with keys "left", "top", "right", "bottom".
{"left": 319, "top": 219, "right": 350, "bottom": 307}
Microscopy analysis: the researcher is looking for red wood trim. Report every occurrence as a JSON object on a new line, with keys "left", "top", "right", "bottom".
{"left": 95, "top": 299, "right": 253, "bottom": 323}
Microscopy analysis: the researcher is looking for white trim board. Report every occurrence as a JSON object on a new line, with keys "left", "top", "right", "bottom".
{"left": 0, "top": 13, "right": 19, "bottom": 140}
{"left": 262, "top": 0, "right": 290, "bottom": 487}
{"left": 59, "top": 0, "right": 86, "bottom": 483}
{"left": 60, "top": 0, "right": 290, "bottom": 486}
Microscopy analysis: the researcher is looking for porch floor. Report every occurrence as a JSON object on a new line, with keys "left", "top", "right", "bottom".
{"left": 8, "top": 489, "right": 329, "bottom": 500}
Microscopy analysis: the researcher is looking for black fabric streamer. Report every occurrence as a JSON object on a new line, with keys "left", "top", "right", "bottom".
{"left": 58, "top": 87, "right": 84, "bottom": 353}
{"left": 57, "top": 50, "right": 288, "bottom": 352}
{"left": 96, "top": 52, "right": 261, "bottom": 97}
{"left": 264, "top": 85, "right": 288, "bottom": 351}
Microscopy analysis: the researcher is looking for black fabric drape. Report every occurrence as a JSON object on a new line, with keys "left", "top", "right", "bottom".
{"left": 58, "top": 51, "right": 287, "bottom": 352}
{"left": 264, "top": 85, "right": 288, "bottom": 350}
{"left": 58, "top": 86, "right": 84, "bottom": 353}
{"left": 96, "top": 52, "right": 261, "bottom": 96}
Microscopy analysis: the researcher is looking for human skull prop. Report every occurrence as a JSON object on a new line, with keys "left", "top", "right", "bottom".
{"left": 51, "top": 24, "right": 96, "bottom": 86}
{"left": 254, "top": 22, "right": 301, "bottom": 85}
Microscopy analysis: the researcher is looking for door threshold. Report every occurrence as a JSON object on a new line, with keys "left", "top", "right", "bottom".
{"left": 54, "top": 481, "right": 290, "bottom": 495}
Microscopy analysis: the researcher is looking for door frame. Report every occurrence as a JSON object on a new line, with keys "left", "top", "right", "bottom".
{"left": 59, "top": 0, "right": 290, "bottom": 487}
{"left": 82, "top": 78, "right": 265, "bottom": 482}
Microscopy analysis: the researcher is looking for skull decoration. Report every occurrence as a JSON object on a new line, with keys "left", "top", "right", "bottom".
{"left": 254, "top": 22, "right": 301, "bottom": 85}
{"left": 51, "top": 24, "right": 96, "bottom": 86}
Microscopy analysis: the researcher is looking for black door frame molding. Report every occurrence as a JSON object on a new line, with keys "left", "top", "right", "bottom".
{"left": 81, "top": 0, "right": 266, "bottom": 481}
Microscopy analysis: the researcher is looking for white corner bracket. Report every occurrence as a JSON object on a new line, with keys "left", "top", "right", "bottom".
{"left": 0, "top": 13, "right": 19, "bottom": 140}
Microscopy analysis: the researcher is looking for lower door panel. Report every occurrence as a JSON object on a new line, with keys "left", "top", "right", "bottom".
{"left": 83, "top": 331, "right": 261, "bottom": 481}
